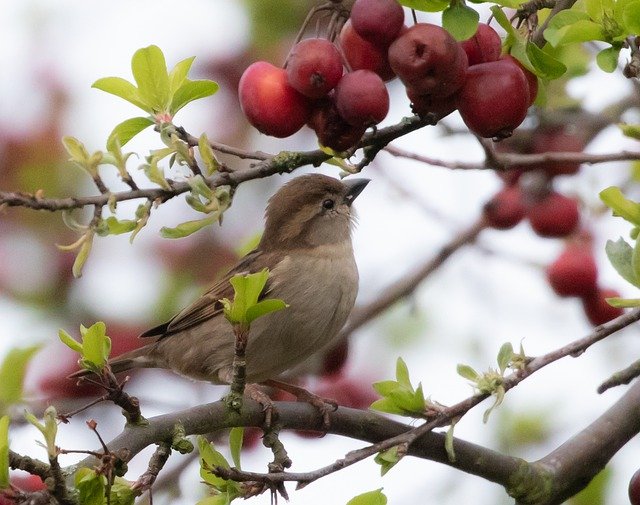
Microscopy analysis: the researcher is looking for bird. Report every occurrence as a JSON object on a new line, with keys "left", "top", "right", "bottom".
{"left": 72, "top": 174, "right": 369, "bottom": 420}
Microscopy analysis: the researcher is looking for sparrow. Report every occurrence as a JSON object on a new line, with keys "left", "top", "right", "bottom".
{"left": 74, "top": 174, "right": 368, "bottom": 407}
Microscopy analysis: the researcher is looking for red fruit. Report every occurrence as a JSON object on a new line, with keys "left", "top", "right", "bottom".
{"left": 629, "top": 468, "right": 640, "bottom": 505}
{"left": 582, "top": 288, "right": 624, "bottom": 325}
{"left": 321, "top": 339, "right": 350, "bottom": 377}
{"left": 457, "top": 58, "right": 530, "bottom": 139}
{"left": 461, "top": 23, "right": 502, "bottom": 66}
{"left": 11, "top": 474, "right": 46, "bottom": 492}
{"left": 286, "top": 38, "right": 343, "bottom": 99}
{"left": 388, "top": 23, "right": 468, "bottom": 97}
{"left": 483, "top": 186, "right": 526, "bottom": 229}
{"left": 528, "top": 191, "right": 580, "bottom": 238}
{"left": 531, "top": 126, "right": 585, "bottom": 177}
{"left": 546, "top": 245, "right": 598, "bottom": 297}
{"left": 339, "top": 20, "right": 396, "bottom": 81}
{"left": 501, "top": 55, "right": 538, "bottom": 105}
{"left": 406, "top": 87, "right": 458, "bottom": 119}
{"left": 334, "top": 70, "right": 389, "bottom": 126}
{"left": 308, "top": 96, "right": 367, "bottom": 151}
{"left": 350, "top": 0, "right": 405, "bottom": 48}
{"left": 238, "top": 61, "right": 311, "bottom": 137}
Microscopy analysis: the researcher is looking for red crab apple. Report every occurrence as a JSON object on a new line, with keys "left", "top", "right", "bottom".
{"left": 483, "top": 185, "right": 526, "bottom": 229}
{"left": 460, "top": 23, "right": 502, "bottom": 66}
{"left": 286, "top": 38, "right": 343, "bottom": 99}
{"left": 350, "top": 0, "right": 405, "bottom": 48}
{"left": 501, "top": 55, "right": 538, "bottom": 105}
{"left": 531, "top": 126, "right": 585, "bottom": 177}
{"left": 457, "top": 58, "right": 530, "bottom": 139}
{"left": 334, "top": 70, "right": 389, "bottom": 126}
{"left": 339, "top": 20, "right": 396, "bottom": 81}
{"left": 546, "top": 244, "right": 598, "bottom": 297}
{"left": 528, "top": 191, "right": 580, "bottom": 238}
{"left": 238, "top": 61, "right": 311, "bottom": 137}
{"left": 388, "top": 23, "right": 468, "bottom": 97}
{"left": 582, "top": 288, "right": 624, "bottom": 325}
{"left": 406, "top": 86, "right": 458, "bottom": 119}
{"left": 629, "top": 468, "right": 640, "bottom": 505}
{"left": 307, "top": 96, "right": 367, "bottom": 151}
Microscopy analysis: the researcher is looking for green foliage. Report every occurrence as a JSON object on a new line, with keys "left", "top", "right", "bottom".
{"left": 442, "top": 1, "right": 479, "bottom": 40}
{"left": 619, "top": 123, "right": 640, "bottom": 140}
{"left": 229, "top": 427, "right": 244, "bottom": 469}
{"left": 220, "top": 269, "right": 288, "bottom": 326}
{"left": 346, "top": 489, "right": 387, "bottom": 505}
{"left": 74, "top": 468, "right": 136, "bottom": 505}
{"left": 59, "top": 322, "right": 111, "bottom": 373}
{"left": 197, "top": 436, "right": 243, "bottom": 503}
{"left": 108, "top": 117, "right": 155, "bottom": 148}
{"left": 0, "top": 416, "right": 9, "bottom": 489}
{"left": 374, "top": 445, "right": 406, "bottom": 476}
{"left": 93, "top": 45, "right": 218, "bottom": 120}
{"left": 457, "top": 342, "right": 516, "bottom": 422}
{"left": 568, "top": 467, "right": 611, "bottom": 505}
{"left": 0, "top": 345, "right": 41, "bottom": 409}
{"left": 371, "top": 358, "right": 427, "bottom": 416}
{"left": 24, "top": 406, "right": 58, "bottom": 459}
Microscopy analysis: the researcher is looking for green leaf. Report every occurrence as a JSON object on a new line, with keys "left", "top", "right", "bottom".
{"left": 198, "top": 133, "right": 220, "bottom": 176}
{"left": 544, "top": 19, "right": 605, "bottom": 46}
{"left": 622, "top": 0, "right": 640, "bottom": 32}
{"left": 131, "top": 45, "right": 171, "bottom": 113}
{"left": 395, "top": 358, "right": 411, "bottom": 389}
{"left": 160, "top": 215, "right": 218, "bottom": 239}
{"left": 101, "top": 217, "right": 138, "bottom": 236}
{"left": 108, "top": 117, "right": 154, "bottom": 147}
{"left": 600, "top": 186, "right": 640, "bottom": 224}
{"left": 25, "top": 406, "right": 58, "bottom": 458}
{"left": 0, "top": 416, "right": 9, "bottom": 489}
{"left": 169, "top": 56, "right": 196, "bottom": 94}
{"left": 62, "top": 136, "right": 90, "bottom": 163}
{"left": 374, "top": 446, "right": 403, "bottom": 476}
{"left": 197, "top": 436, "right": 231, "bottom": 489}
{"left": 619, "top": 123, "right": 640, "bottom": 140}
{"left": 497, "top": 342, "right": 514, "bottom": 374}
{"left": 526, "top": 42, "right": 567, "bottom": 79}
{"left": 110, "top": 477, "right": 137, "bottom": 505}
{"left": 245, "top": 299, "right": 287, "bottom": 324}
{"left": 585, "top": 0, "right": 614, "bottom": 22}
{"left": 0, "top": 346, "right": 41, "bottom": 406}
{"left": 80, "top": 322, "right": 111, "bottom": 370}
{"left": 442, "top": 2, "right": 479, "bottom": 41}
{"left": 369, "top": 397, "right": 407, "bottom": 415}
{"left": 346, "top": 489, "right": 387, "bottom": 505}
{"left": 170, "top": 79, "right": 219, "bottom": 115}
{"left": 605, "top": 238, "right": 640, "bottom": 287}
{"left": 605, "top": 296, "right": 640, "bottom": 307}
{"left": 372, "top": 380, "right": 400, "bottom": 397}
{"left": 92, "top": 77, "right": 150, "bottom": 112}
{"left": 398, "top": 0, "right": 448, "bottom": 11}
{"left": 72, "top": 231, "right": 94, "bottom": 279}
{"left": 75, "top": 468, "right": 106, "bottom": 505}
{"left": 457, "top": 364, "right": 480, "bottom": 381}
{"left": 229, "top": 427, "right": 243, "bottom": 470}
{"left": 59, "top": 329, "right": 83, "bottom": 353}
{"left": 196, "top": 495, "right": 232, "bottom": 505}
{"left": 445, "top": 422, "right": 456, "bottom": 462}
{"left": 596, "top": 45, "right": 621, "bottom": 72}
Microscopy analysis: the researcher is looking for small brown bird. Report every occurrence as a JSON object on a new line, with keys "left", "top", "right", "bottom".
{"left": 78, "top": 174, "right": 368, "bottom": 399}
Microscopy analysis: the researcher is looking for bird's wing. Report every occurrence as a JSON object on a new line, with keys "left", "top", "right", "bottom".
{"left": 140, "top": 249, "right": 280, "bottom": 339}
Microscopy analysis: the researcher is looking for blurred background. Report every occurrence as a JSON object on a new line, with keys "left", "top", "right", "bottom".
{"left": 1, "top": 0, "right": 639, "bottom": 503}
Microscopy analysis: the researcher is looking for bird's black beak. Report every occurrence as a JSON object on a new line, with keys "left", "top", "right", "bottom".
{"left": 343, "top": 178, "right": 370, "bottom": 206}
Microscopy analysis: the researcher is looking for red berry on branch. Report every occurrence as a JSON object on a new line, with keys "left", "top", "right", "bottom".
{"left": 406, "top": 86, "right": 458, "bottom": 119}
{"left": 238, "top": 61, "right": 311, "bottom": 138}
{"left": 286, "top": 38, "right": 343, "bottom": 99}
{"left": 531, "top": 126, "right": 585, "bottom": 177}
{"left": 501, "top": 55, "right": 538, "bottom": 105}
{"left": 350, "top": 0, "right": 405, "bottom": 49}
{"left": 388, "top": 23, "right": 468, "bottom": 98}
{"left": 528, "top": 191, "right": 580, "bottom": 238}
{"left": 483, "top": 186, "right": 526, "bottom": 229}
{"left": 581, "top": 288, "right": 624, "bottom": 325}
{"left": 546, "top": 245, "right": 598, "bottom": 297}
{"left": 339, "top": 20, "right": 396, "bottom": 81}
{"left": 629, "top": 468, "right": 640, "bottom": 505}
{"left": 307, "top": 96, "right": 366, "bottom": 151}
{"left": 460, "top": 23, "right": 502, "bottom": 66}
{"left": 457, "top": 58, "right": 530, "bottom": 139}
{"left": 334, "top": 70, "right": 389, "bottom": 126}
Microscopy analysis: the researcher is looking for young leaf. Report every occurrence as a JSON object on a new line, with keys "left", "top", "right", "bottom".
{"left": 0, "top": 346, "right": 41, "bottom": 406}
{"left": 80, "top": 322, "right": 111, "bottom": 370}
{"left": 102, "top": 217, "right": 138, "bottom": 236}
{"left": 245, "top": 299, "right": 288, "bottom": 324}
{"left": 198, "top": 133, "right": 220, "bottom": 176}
{"left": 619, "top": 123, "right": 640, "bottom": 140}
{"left": 72, "top": 231, "right": 94, "bottom": 278}
{"left": 59, "top": 329, "right": 83, "bottom": 353}
{"left": 75, "top": 468, "right": 107, "bottom": 505}
{"left": 442, "top": 2, "right": 479, "bottom": 41}
{"left": 600, "top": 186, "right": 640, "bottom": 224}
{"left": 229, "top": 427, "right": 243, "bottom": 470}
{"left": 596, "top": 46, "right": 621, "bottom": 72}
{"left": 160, "top": 215, "right": 218, "bottom": 239}
{"left": 395, "top": 358, "right": 412, "bottom": 389}
{"left": 197, "top": 436, "right": 233, "bottom": 489}
{"left": 169, "top": 56, "right": 196, "bottom": 94}
{"left": 346, "top": 489, "right": 387, "bottom": 505}
{"left": 457, "top": 364, "right": 480, "bottom": 381}
{"left": 24, "top": 406, "right": 58, "bottom": 458}
{"left": 398, "top": 0, "right": 448, "bottom": 11}
{"left": 497, "top": 342, "right": 514, "bottom": 374}
{"left": 92, "top": 77, "right": 150, "bottom": 112}
{"left": 374, "top": 446, "right": 404, "bottom": 476}
{"left": 108, "top": 117, "right": 154, "bottom": 147}
{"left": 131, "top": 45, "right": 171, "bottom": 113}
{"left": 0, "top": 416, "right": 9, "bottom": 489}
{"left": 605, "top": 296, "right": 640, "bottom": 307}
{"left": 170, "top": 79, "right": 219, "bottom": 115}
{"left": 622, "top": 0, "right": 640, "bottom": 32}
{"left": 605, "top": 238, "right": 640, "bottom": 287}
{"left": 526, "top": 42, "right": 567, "bottom": 80}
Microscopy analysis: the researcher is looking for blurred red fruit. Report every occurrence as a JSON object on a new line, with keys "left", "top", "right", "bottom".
{"left": 238, "top": 61, "right": 311, "bottom": 137}
{"left": 321, "top": 339, "right": 350, "bottom": 377}
{"left": 546, "top": 245, "right": 598, "bottom": 297}
{"left": 483, "top": 186, "right": 526, "bottom": 229}
{"left": 528, "top": 191, "right": 580, "bottom": 238}
{"left": 629, "top": 468, "right": 640, "bottom": 505}
{"left": 531, "top": 126, "right": 585, "bottom": 177}
{"left": 339, "top": 21, "right": 396, "bottom": 81}
{"left": 11, "top": 474, "right": 46, "bottom": 492}
{"left": 461, "top": 23, "right": 502, "bottom": 66}
{"left": 350, "top": 0, "right": 405, "bottom": 48}
{"left": 582, "top": 288, "right": 624, "bottom": 325}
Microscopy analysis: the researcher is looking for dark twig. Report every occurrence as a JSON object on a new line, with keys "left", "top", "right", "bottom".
{"left": 132, "top": 442, "right": 172, "bottom": 495}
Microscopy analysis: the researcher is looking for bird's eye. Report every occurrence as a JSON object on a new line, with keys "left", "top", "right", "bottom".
{"left": 322, "top": 198, "right": 335, "bottom": 210}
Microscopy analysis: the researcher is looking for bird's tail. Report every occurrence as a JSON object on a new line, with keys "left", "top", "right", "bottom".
{"left": 67, "top": 345, "right": 157, "bottom": 379}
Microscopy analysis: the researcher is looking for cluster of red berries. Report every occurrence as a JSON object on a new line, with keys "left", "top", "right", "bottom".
{"left": 238, "top": 0, "right": 538, "bottom": 149}
{"left": 483, "top": 128, "right": 623, "bottom": 326}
